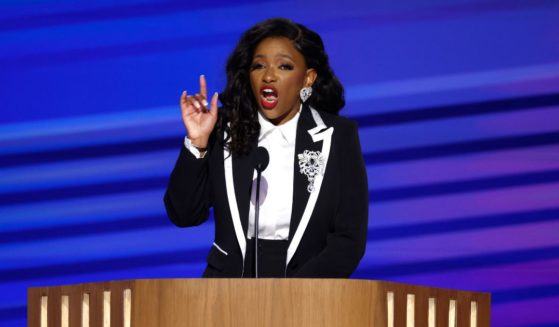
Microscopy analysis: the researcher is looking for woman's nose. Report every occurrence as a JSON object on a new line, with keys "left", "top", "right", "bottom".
{"left": 263, "top": 67, "right": 276, "bottom": 82}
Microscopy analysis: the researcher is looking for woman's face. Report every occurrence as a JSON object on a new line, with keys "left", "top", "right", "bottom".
{"left": 250, "top": 37, "right": 316, "bottom": 125}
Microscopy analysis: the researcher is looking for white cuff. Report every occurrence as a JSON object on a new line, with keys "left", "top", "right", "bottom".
{"left": 184, "top": 136, "right": 206, "bottom": 159}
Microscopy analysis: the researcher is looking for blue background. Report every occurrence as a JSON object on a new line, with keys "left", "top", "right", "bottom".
{"left": 1, "top": 0, "right": 559, "bottom": 326}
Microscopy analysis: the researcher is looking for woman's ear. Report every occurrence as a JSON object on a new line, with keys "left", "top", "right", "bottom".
{"left": 305, "top": 68, "right": 317, "bottom": 87}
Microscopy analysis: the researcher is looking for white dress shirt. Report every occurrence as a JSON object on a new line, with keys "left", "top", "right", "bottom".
{"left": 184, "top": 107, "right": 300, "bottom": 241}
{"left": 246, "top": 108, "right": 299, "bottom": 240}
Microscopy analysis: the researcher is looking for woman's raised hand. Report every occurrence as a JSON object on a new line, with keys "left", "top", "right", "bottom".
{"left": 180, "top": 75, "right": 219, "bottom": 149}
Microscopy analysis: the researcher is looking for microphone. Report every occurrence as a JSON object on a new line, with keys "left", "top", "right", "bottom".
{"left": 255, "top": 146, "right": 269, "bottom": 173}
{"left": 253, "top": 146, "right": 269, "bottom": 278}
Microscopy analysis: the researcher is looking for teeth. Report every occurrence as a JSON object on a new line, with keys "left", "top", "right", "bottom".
{"left": 262, "top": 89, "right": 276, "bottom": 96}
{"left": 261, "top": 88, "right": 277, "bottom": 104}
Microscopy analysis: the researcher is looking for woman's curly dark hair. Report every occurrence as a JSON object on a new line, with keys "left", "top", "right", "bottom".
{"left": 218, "top": 17, "right": 345, "bottom": 155}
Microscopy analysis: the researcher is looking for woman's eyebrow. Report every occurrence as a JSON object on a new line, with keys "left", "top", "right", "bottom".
{"left": 252, "top": 53, "right": 295, "bottom": 61}
{"left": 276, "top": 53, "right": 294, "bottom": 61}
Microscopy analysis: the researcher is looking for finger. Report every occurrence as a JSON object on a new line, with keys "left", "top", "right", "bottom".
{"left": 199, "top": 74, "right": 207, "bottom": 99}
{"left": 194, "top": 94, "right": 208, "bottom": 111}
{"left": 188, "top": 95, "right": 202, "bottom": 111}
{"left": 186, "top": 95, "right": 201, "bottom": 113}
{"left": 181, "top": 91, "right": 194, "bottom": 113}
{"left": 209, "top": 92, "right": 219, "bottom": 116}
{"left": 180, "top": 90, "right": 187, "bottom": 107}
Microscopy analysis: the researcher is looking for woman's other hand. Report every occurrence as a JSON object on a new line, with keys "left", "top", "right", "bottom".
{"left": 180, "top": 74, "right": 218, "bottom": 149}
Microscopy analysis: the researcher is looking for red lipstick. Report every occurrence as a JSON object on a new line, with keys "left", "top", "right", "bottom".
{"left": 260, "top": 85, "right": 278, "bottom": 109}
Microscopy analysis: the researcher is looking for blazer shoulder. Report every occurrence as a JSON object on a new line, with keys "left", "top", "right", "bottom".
{"left": 314, "top": 109, "right": 358, "bottom": 133}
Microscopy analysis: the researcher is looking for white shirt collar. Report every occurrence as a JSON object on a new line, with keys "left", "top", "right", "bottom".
{"left": 257, "top": 105, "right": 301, "bottom": 145}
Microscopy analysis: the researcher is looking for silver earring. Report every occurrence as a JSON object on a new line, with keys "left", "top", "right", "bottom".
{"left": 300, "top": 86, "right": 312, "bottom": 103}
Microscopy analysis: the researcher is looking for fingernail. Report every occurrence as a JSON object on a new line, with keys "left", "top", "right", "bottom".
{"left": 202, "top": 99, "right": 209, "bottom": 106}
{"left": 214, "top": 92, "right": 219, "bottom": 98}
{"left": 200, "top": 74, "right": 205, "bottom": 79}
{"left": 194, "top": 101, "right": 201, "bottom": 109}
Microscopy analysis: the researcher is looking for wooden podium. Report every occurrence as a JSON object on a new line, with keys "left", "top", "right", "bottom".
{"left": 28, "top": 279, "right": 490, "bottom": 327}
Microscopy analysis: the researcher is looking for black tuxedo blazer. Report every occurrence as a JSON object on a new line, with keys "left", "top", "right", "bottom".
{"left": 164, "top": 105, "right": 368, "bottom": 277}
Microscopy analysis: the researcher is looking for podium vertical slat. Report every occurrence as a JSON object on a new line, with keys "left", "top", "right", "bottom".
{"left": 414, "top": 289, "right": 429, "bottom": 327}
{"left": 68, "top": 285, "right": 82, "bottom": 327}
{"left": 47, "top": 287, "right": 61, "bottom": 327}
{"left": 393, "top": 289, "right": 407, "bottom": 327}
{"left": 387, "top": 291, "right": 395, "bottom": 327}
{"left": 123, "top": 288, "right": 132, "bottom": 327}
{"left": 85, "top": 284, "right": 103, "bottom": 327}
{"left": 457, "top": 292, "right": 471, "bottom": 327}
{"left": 435, "top": 290, "right": 450, "bottom": 327}
{"left": 103, "top": 290, "right": 111, "bottom": 327}
{"left": 110, "top": 284, "right": 123, "bottom": 327}
{"left": 61, "top": 295, "right": 69, "bottom": 327}
{"left": 476, "top": 294, "right": 491, "bottom": 327}
{"left": 406, "top": 294, "right": 415, "bottom": 327}
{"left": 428, "top": 298, "right": 437, "bottom": 327}
{"left": 27, "top": 288, "right": 42, "bottom": 327}
{"left": 40, "top": 295, "right": 47, "bottom": 327}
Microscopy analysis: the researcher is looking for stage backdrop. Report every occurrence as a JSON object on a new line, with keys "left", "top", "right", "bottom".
{"left": 1, "top": 0, "right": 559, "bottom": 326}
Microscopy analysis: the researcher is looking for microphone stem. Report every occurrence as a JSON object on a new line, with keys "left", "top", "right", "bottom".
{"left": 254, "top": 168, "right": 262, "bottom": 278}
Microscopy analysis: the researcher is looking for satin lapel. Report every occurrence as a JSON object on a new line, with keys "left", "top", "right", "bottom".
{"left": 286, "top": 107, "right": 334, "bottom": 266}
{"left": 223, "top": 138, "right": 255, "bottom": 261}
{"left": 232, "top": 148, "right": 255, "bottom": 236}
{"left": 289, "top": 108, "right": 321, "bottom": 241}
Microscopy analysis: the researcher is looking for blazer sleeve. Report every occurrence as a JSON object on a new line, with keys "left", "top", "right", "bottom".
{"left": 163, "top": 137, "right": 214, "bottom": 227}
{"left": 294, "top": 121, "right": 369, "bottom": 277}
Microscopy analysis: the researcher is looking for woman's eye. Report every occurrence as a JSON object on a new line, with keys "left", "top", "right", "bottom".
{"left": 279, "top": 64, "right": 294, "bottom": 70}
{"left": 250, "top": 63, "right": 264, "bottom": 70}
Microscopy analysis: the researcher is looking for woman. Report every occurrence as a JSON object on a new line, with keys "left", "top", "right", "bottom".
{"left": 164, "top": 18, "right": 368, "bottom": 278}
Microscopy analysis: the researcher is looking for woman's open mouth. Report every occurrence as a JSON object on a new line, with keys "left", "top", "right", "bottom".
{"left": 260, "top": 86, "right": 278, "bottom": 109}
